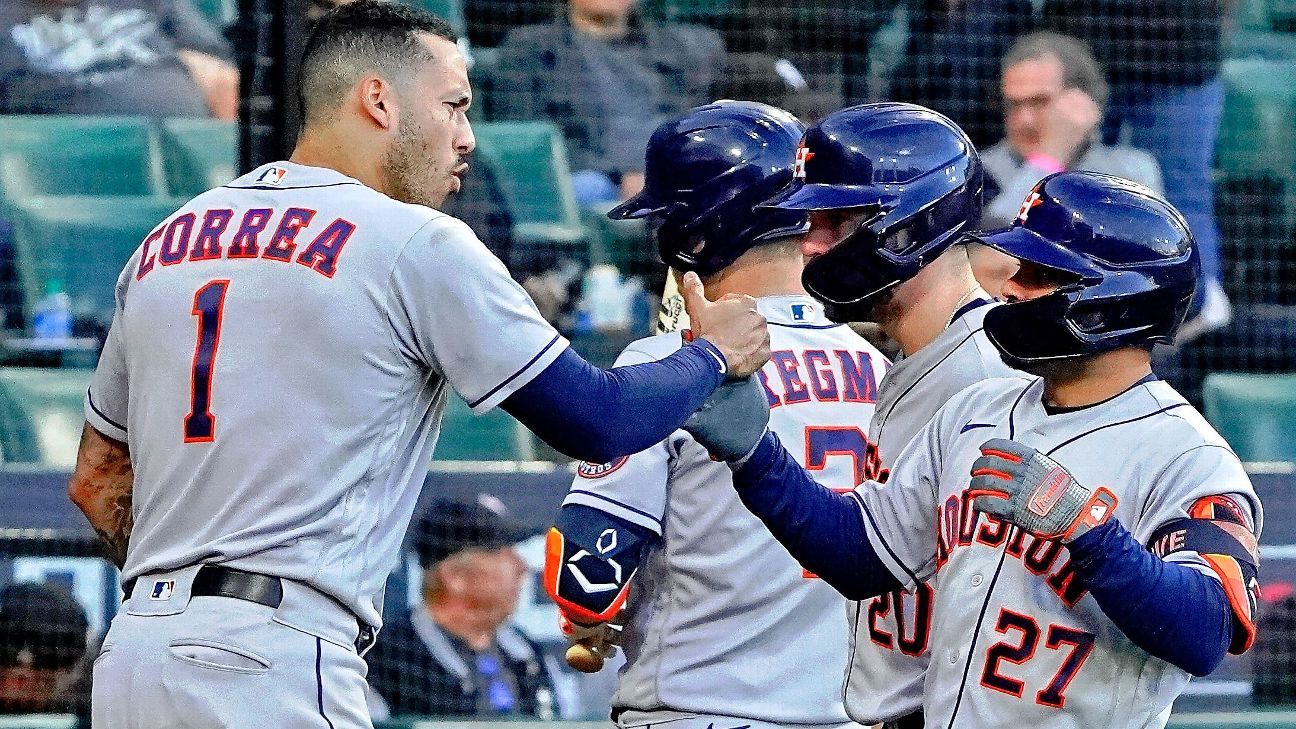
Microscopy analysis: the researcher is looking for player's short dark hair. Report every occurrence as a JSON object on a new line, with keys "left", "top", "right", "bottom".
{"left": 1002, "top": 31, "right": 1109, "bottom": 111}
{"left": 299, "top": 0, "right": 459, "bottom": 123}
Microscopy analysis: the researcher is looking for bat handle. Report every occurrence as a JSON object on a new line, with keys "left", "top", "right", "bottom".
{"left": 565, "top": 639, "right": 606, "bottom": 673}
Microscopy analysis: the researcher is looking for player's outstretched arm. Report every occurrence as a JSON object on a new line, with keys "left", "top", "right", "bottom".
{"left": 728, "top": 432, "right": 902, "bottom": 600}
{"left": 730, "top": 433, "right": 903, "bottom": 600}
{"left": 503, "top": 273, "right": 770, "bottom": 463}
{"left": 679, "top": 378, "right": 902, "bottom": 599}
{"left": 68, "top": 423, "right": 134, "bottom": 569}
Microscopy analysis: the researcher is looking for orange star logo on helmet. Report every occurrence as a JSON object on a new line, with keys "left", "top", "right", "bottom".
{"left": 793, "top": 144, "right": 815, "bottom": 179}
{"left": 1016, "top": 191, "right": 1043, "bottom": 223}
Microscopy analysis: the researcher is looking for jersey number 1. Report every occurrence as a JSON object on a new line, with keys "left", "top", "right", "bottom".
{"left": 184, "top": 280, "right": 229, "bottom": 443}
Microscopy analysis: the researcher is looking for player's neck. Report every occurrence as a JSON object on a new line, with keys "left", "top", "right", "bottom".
{"left": 702, "top": 242, "right": 806, "bottom": 300}
{"left": 884, "top": 250, "right": 983, "bottom": 357}
{"left": 290, "top": 128, "right": 388, "bottom": 196}
{"left": 1040, "top": 348, "right": 1154, "bottom": 409}
{"left": 427, "top": 602, "right": 498, "bottom": 652}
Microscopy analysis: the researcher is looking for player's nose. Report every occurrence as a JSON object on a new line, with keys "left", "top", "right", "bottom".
{"left": 801, "top": 230, "right": 837, "bottom": 259}
{"left": 457, "top": 119, "right": 476, "bottom": 154}
{"left": 1000, "top": 277, "right": 1025, "bottom": 303}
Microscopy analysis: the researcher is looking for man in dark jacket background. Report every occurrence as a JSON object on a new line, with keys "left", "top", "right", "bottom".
{"left": 366, "top": 496, "right": 560, "bottom": 719}
{"left": 492, "top": 0, "right": 724, "bottom": 207}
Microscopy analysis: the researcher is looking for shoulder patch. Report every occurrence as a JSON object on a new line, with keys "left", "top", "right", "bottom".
{"left": 577, "top": 456, "right": 630, "bottom": 479}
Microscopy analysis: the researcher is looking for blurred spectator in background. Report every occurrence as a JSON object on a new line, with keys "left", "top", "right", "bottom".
{"left": 975, "top": 33, "right": 1162, "bottom": 296}
{"left": 736, "top": 0, "right": 897, "bottom": 106}
{"left": 715, "top": 52, "right": 837, "bottom": 124}
{"left": 982, "top": 33, "right": 1162, "bottom": 225}
{"left": 0, "top": 0, "right": 238, "bottom": 118}
{"left": 889, "top": 0, "right": 1034, "bottom": 148}
{"left": 467, "top": 0, "right": 558, "bottom": 48}
{"left": 493, "top": 0, "right": 724, "bottom": 207}
{"left": 366, "top": 495, "right": 559, "bottom": 719}
{"left": 1045, "top": 0, "right": 1231, "bottom": 340}
{"left": 0, "top": 582, "right": 89, "bottom": 714}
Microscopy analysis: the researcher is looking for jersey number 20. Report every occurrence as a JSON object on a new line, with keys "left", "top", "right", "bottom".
{"left": 184, "top": 280, "right": 229, "bottom": 443}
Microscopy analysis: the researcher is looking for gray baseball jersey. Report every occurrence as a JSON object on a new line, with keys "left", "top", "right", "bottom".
{"left": 564, "top": 296, "right": 888, "bottom": 724}
{"left": 848, "top": 299, "right": 1019, "bottom": 723}
{"left": 84, "top": 162, "right": 568, "bottom": 629}
{"left": 850, "top": 376, "right": 1261, "bottom": 728}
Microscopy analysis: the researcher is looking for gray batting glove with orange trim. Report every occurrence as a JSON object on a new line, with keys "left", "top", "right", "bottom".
{"left": 969, "top": 438, "right": 1118, "bottom": 543}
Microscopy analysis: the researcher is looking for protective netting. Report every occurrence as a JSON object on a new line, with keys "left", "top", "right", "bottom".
{"left": 0, "top": 0, "right": 1293, "bottom": 723}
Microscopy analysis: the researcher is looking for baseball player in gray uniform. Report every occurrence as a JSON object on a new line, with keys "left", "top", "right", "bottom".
{"left": 682, "top": 172, "right": 1262, "bottom": 729}
{"left": 542, "top": 101, "right": 887, "bottom": 729}
{"left": 66, "top": 4, "right": 771, "bottom": 728}
{"left": 761, "top": 103, "right": 1019, "bottom": 728}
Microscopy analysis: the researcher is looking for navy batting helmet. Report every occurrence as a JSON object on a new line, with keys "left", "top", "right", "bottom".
{"left": 607, "top": 100, "right": 809, "bottom": 276}
{"left": 971, "top": 171, "right": 1199, "bottom": 365}
{"left": 762, "top": 103, "right": 982, "bottom": 322}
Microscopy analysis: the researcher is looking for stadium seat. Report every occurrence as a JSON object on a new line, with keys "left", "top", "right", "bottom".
{"left": 192, "top": 0, "right": 236, "bottom": 27}
{"left": 0, "top": 367, "right": 92, "bottom": 468}
{"left": 1216, "top": 59, "right": 1296, "bottom": 181}
{"left": 161, "top": 118, "right": 238, "bottom": 197}
{"left": 642, "top": 0, "right": 742, "bottom": 23}
{"left": 583, "top": 205, "right": 650, "bottom": 273}
{"left": 433, "top": 393, "right": 536, "bottom": 461}
{"left": 1215, "top": 58, "right": 1296, "bottom": 249}
{"left": 472, "top": 122, "right": 587, "bottom": 253}
{"left": 6, "top": 196, "right": 187, "bottom": 324}
{"left": 1202, "top": 372, "right": 1296, "bottom": 462}
{"left": 1275, "top": 0, "right": 1296, "bottom": 28}
{"left": 1226, "top": 29, "right": 1296, "bottom": 61}
{"left": 1234, "top": 0, "right": 1274, "bottom": 30}
{"left": 0, "top": 116, "right": 167, "bottom": 206}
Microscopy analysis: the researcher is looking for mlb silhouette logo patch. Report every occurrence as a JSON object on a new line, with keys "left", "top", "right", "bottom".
{"left": 790, "top": 303, "right": 813, "bottom": 321}
{"left": 257, "top": 166, "right": 288, "bottom": 185}
{"left": 150, "top": 580, "right": 176, "bottom": 600}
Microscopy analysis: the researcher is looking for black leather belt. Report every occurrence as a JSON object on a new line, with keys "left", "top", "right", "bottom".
{"left": 192, "top": 565, "right": 284, "bottom": 608}
{"left": 124, "top": 565, "right": 282, "bottom": 608}
{"left": 124, "top": 565, "right": 377, "bottom": 655}
{"left": 883, "top": 711, "right": 925, "bottom": 729}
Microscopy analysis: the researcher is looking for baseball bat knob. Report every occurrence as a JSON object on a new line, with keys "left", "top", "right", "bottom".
{"left": 565, "top": 641, "right": 605, "bottom": 673}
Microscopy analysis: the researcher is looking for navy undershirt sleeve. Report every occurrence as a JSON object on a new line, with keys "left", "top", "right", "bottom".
{"left": 730, "top": 431, "right": 902, "bottom": 600}
{"left": 1067, "top": 519, "right": 1234, "bottom": 677}
{"left": 501, "top": 341, "right": 725, "bottom": 463}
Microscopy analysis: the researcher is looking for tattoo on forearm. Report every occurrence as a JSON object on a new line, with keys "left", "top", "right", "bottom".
{"left": 92, "top": 483, "right": 133, "bottom": 568}
{"left": 70, "top": 425, "right": 134, "bottom": 569}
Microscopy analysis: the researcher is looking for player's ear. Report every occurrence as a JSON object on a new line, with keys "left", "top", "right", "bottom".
{"left": 357, "top": 75, "right": 397, "bottom": 131}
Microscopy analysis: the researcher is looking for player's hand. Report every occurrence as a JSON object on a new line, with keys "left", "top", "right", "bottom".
{"left": 1038, "top": 88, "right": 1101, "bottom": 167}
{"left": 559, "top": 612, "right": 621, "bottom": 672}
{"left": 969, "top": 438, "right": 1118, "bottom": 543}
{"left": 682, "top": 375, "right": 771, "bottom": 462}
{"left": 682, "top": 271, "right": 770, "bottom": 378}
